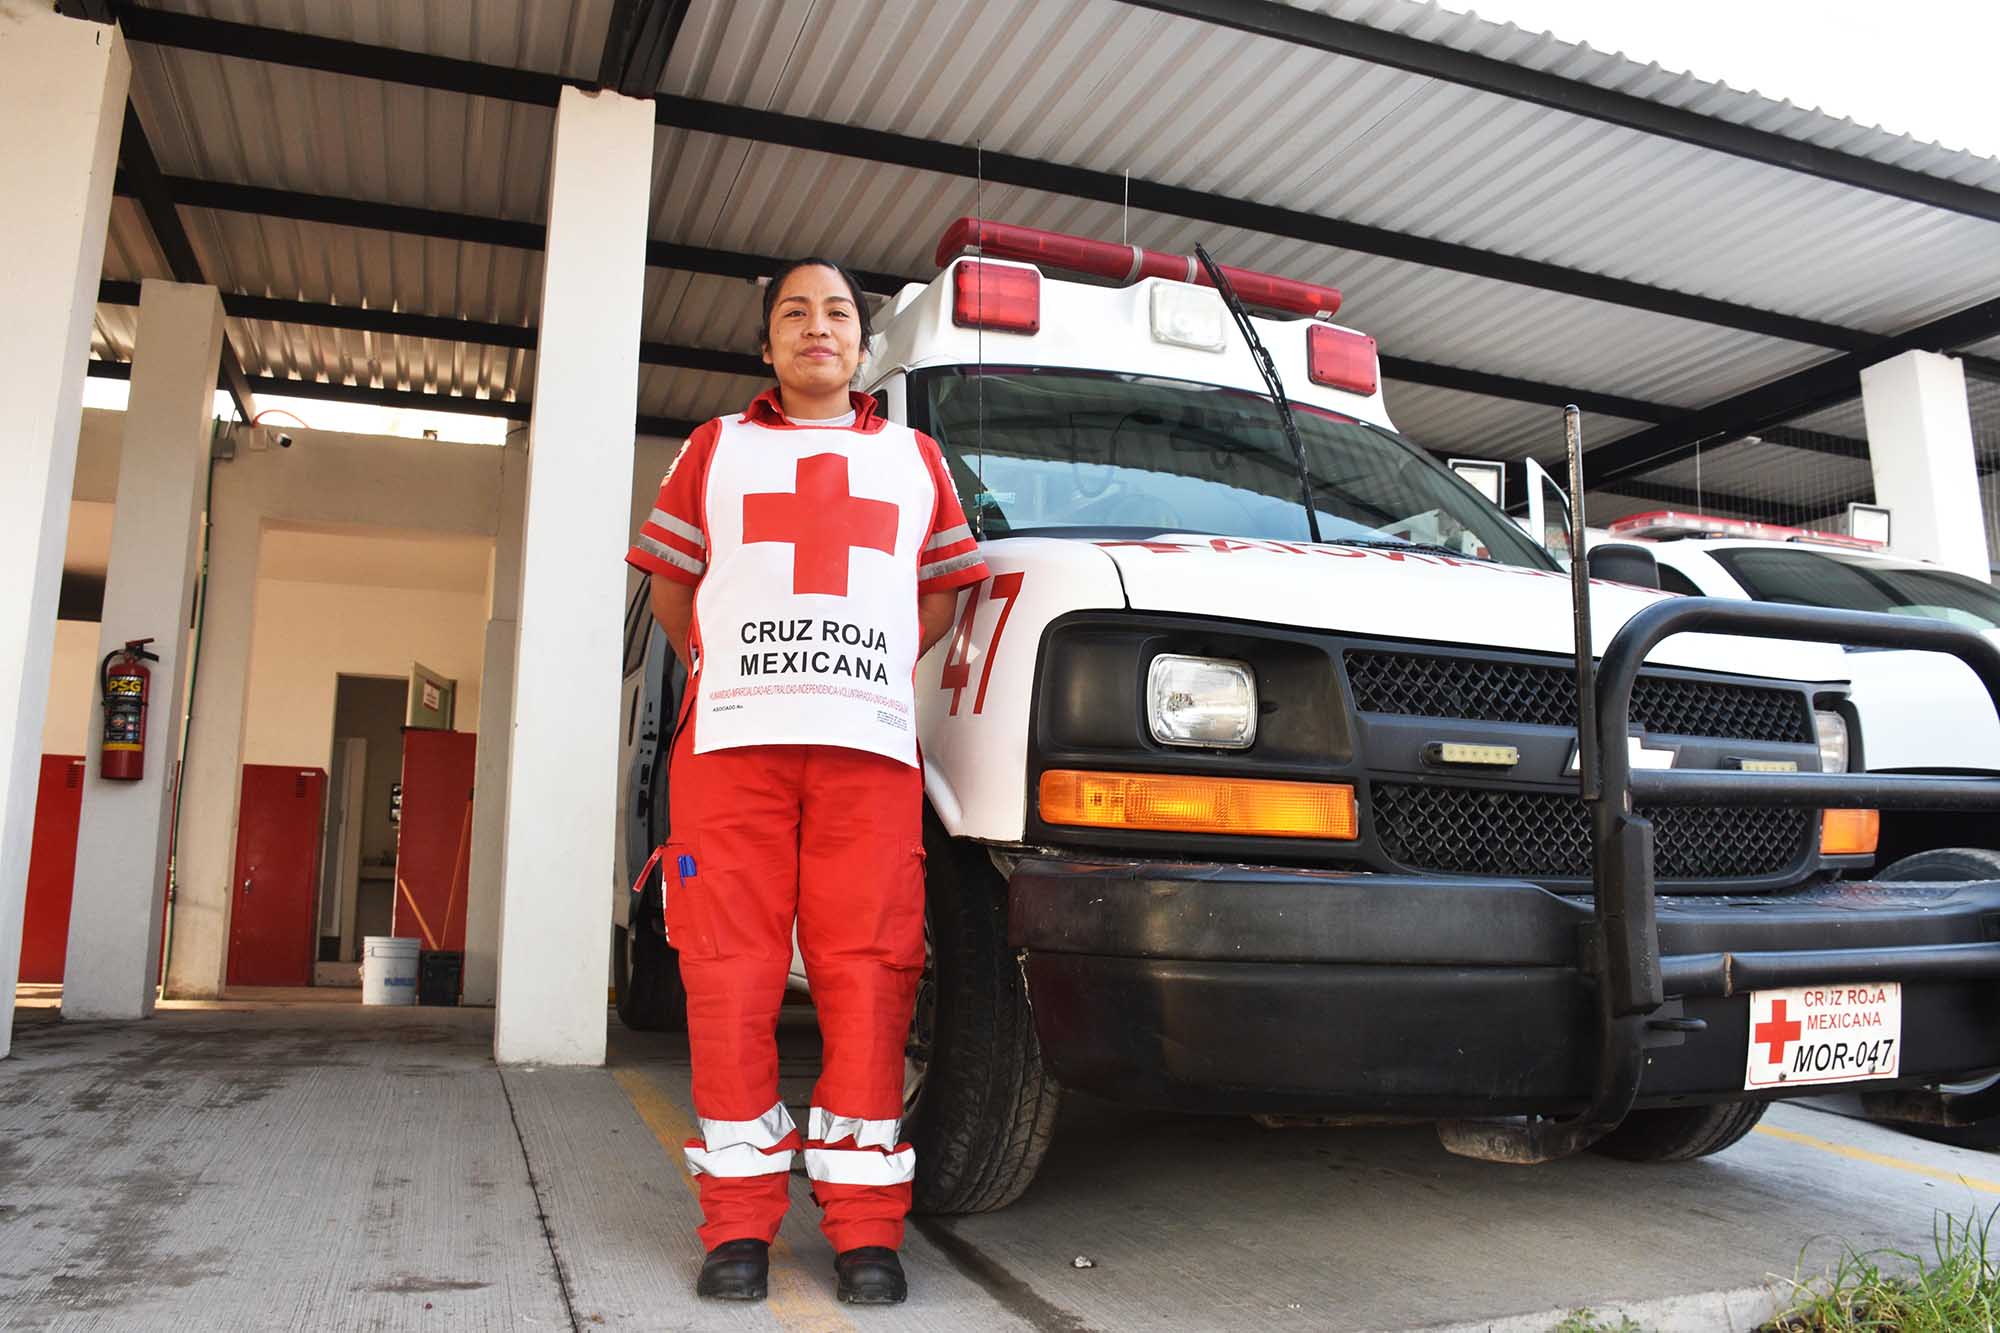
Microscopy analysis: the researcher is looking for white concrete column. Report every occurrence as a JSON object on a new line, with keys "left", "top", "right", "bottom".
{"left": 63, "top": 283, "right": 225, "bottom": 1020}
{"left": 0, "top": 7, "right": 131, "bottom": 1058}
{"left": 494, "top": 88, "right": 654, "bottom": 1064}
{"left": 1861, "top": 350, "right": 1991, "bottom": 578}
{"left": 462, "top": 437, "right": 527, "bottom": 1007}
{"left": 162, "top": 484, "right": 262, "bottom": 999}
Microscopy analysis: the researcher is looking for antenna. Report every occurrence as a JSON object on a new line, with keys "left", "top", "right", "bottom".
{"left": 1565, "top": 404, "right": 1599, "bottom": 803}
{"left": 974, "top": 143, "right": 987, "bottom": 540}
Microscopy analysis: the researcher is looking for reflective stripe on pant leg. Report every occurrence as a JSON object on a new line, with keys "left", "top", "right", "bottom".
{"left": 803, "top": 1105, "right": 913, "bottom": 1184}
{"left": 684, "top": 1101, "right": 801, "bottom": 1178}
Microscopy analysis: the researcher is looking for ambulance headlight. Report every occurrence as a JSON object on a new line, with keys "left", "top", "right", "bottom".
{"left": 1147, "top": 654, "right": 1256, "bottom": 749}
{"left": 1814, "top": 710, "right": 1849, "bottom": 773}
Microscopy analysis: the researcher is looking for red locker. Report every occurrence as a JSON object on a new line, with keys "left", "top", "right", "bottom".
{"left": 20, "top": 755, "right": 86, "bottom": 983}
{"left": 393, "top": 729, "right": 477, "bottom": 951}
{"left": 226, "top": 765, "right": 326, "bottom": 988}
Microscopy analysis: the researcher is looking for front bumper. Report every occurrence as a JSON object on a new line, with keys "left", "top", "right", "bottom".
{"left": 1008, "top": 857, "right": 2000, "bottom": 1117}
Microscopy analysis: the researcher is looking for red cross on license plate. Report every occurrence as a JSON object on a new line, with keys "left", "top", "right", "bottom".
{"left": 1744, "top": 983, "right": 1901, "bottom": 1090}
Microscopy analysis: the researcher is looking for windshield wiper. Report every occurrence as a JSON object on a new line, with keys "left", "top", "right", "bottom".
{"left": 1335, "top": 536, "right": 1494, "bottom": 562}
{"left": 1193, "top": 244, "right": 1322, "bottom": 544}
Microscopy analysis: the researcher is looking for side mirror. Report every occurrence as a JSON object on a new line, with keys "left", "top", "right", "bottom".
{"left": 1449, "top": 458, "right": 1505, "bottom": 508}
{"left": 1586, "top": 542, "right": 1661, "bottom": 590}
{"left": 1522, "top": 457, "right": 1573, "bottom": 566}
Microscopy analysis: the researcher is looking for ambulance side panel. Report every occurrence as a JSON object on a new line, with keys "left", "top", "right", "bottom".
{"left": 916, "top": 538, "right": 1127, "bottom": 842}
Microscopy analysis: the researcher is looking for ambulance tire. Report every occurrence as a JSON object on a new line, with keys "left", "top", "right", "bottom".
{"left": 908, "top": 819, "right": 1062, "bottom": 1215}
{"left": 614, "top": 884, "right": 687, "bottom": 1033}
{"left": 1590, "top": 1100, "right": 1767, "bottom": 1162}
{"left": 1865, "top": 847, "right": 2000, "bottom": 1149}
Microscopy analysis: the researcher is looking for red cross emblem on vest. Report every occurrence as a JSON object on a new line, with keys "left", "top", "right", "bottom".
{"left": 743, "top": 453, "right": 900, "bottom": 597}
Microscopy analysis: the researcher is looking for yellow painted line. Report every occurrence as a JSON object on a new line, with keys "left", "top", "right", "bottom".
{"left": 610, "top": 1066, "right": 856, "bottom": 1332}
{"left": 1754, "top": 1122, "right": 2000, "bottom": 1196}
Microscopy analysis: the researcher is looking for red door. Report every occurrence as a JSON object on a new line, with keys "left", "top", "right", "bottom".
{"left": 393, "top": 729, "right": 477, "bottom": 951}
{"left": 20, "top": 755, "right": 86, "bottom": 983}
{"left": 226, "top": 765, "right": 326, "bottom": 987}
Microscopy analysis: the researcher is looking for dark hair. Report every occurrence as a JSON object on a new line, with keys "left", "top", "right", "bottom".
{"left": 760, "top": 257, "right": 873, "bottom": 352}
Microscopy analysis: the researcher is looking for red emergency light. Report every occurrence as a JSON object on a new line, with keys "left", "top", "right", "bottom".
{"left": 936, "top": 218, "right": 1342, "bottom": 320}
{"left": 1606, "top": 510, "right": 1883, "bottom": 549}
{"left": 1307, "top": 323, "right": 1378, "bottom": 395}
{"left": 952, "top": 259, "right": 1041, "bottom": 333}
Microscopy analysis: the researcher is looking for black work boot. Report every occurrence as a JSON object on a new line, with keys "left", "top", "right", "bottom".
{"left": 834, "top": 1246, "right": 908, "bottom": 1304}
{"left": 697, "top": 1239, "right": 770, "bottom": 1301}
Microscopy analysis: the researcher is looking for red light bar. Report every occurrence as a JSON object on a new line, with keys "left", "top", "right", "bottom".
{"left": 1306, "top": 324, "right": 1378, "bottom": 395}
{"left": 952, "top": 259, "right": 1041, "bottom": 333}
{"left": 1606, "top": 510, "right": 1883, "bottom": 549}
{"left": 936, "top": 218, "right": 1341, "bottom": 320}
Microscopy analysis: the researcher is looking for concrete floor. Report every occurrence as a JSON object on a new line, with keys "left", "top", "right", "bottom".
{"left": 4, "top": 990, "right": 2000, "bottom": 1332}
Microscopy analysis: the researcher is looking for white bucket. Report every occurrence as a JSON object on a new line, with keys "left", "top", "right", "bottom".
{"left": 361, "top": 935, "right": 421, "bottom": 1006}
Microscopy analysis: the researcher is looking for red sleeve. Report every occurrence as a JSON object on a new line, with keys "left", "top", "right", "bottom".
{"left": 914, "top": 431, "right": 989, "bottom": 595}
{"left": 625, "top": 421, "right": 718, "bottom": 586}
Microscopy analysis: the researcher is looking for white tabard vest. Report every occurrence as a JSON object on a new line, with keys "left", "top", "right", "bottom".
{"left": 690, "top": 414, "right": 935, "bottom": 767}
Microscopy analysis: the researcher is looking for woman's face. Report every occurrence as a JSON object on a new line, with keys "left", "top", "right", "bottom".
{"left": 763, "top": 265, "right": 863, "bottom": 399}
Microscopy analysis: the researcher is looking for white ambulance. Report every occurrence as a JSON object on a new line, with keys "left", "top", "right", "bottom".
{"left": 1612, "top": 511, "right": 2000, "bottom": 869}
{"left": 615, "top": 222, "right": 2000, "bottom": 1211}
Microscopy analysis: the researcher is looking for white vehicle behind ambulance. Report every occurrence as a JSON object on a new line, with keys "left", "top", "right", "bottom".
{"left": 615, "top": 221, "right": 2000, "bottom": 1212}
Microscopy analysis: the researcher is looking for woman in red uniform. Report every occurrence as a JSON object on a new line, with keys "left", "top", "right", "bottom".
{"left": 625, "top": 258, "right": 986, "bottom": 1304}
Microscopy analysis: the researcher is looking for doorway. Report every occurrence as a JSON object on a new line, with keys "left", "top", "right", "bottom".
{"left": 322, "top": 675, "right": 409, "bottom": 964}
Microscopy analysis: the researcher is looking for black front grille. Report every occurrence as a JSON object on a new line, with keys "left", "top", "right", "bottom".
{"left": 1372, "top": 782, "right": 1814, "bottom": 881}
{"left": 1344, "top": 650, "right": 1811, "bottom": 744}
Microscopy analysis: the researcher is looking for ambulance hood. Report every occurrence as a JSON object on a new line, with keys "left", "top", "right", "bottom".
{"left": 1073, "top": 534, "right": 1850, "bottom": 683}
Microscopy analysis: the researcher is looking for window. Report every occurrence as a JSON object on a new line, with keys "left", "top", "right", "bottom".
{"left": 1654, "top": 565, "right": 1705, "bottom": 598}
{"left": 912, "top": 367, "right": 1554, "bottom": 570}
{"left": 1713, "top": 548, "right": 2000, "bottom": 631}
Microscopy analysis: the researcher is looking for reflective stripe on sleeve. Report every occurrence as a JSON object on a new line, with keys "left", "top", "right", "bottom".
{"left": 636, "top": 532, "right": 705, "bottom": 577}
{"left": 803, "top": 1145, "right": 916, "bottom": 1186}
{"left": 649, "top": 508, "right": 706, "bottom": 549}
{"left": 917, "top": 550, "right": 985, "bottom": 582}
{"left": 807, "top": 1106, "right": 901, "bottom": 1150}
{"left": 922, "top": 523, "right": 971, "bottom": 553}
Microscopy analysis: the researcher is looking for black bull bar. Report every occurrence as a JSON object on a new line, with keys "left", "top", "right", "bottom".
{"left": 1438, "top": 598, "right": 2000, "bottom": 1164}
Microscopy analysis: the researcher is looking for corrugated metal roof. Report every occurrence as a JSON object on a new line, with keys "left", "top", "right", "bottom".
{"left": 88, "top": 0, "right": 2000, "bottom": 500}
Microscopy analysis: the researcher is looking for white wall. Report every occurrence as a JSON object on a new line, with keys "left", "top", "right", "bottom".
{"left": 40, "top": 620, "right": 99, "bottom": 755}
{"left": 243, "top": 579, "right": 489, "bottom": 768}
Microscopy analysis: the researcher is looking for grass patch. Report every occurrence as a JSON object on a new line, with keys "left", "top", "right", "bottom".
{"left": 1767, "top": 1208, "right": 2000, "bottom": 1331}
{"left": 1550, "top": 1312, "right": 1643, "bottom": 1333}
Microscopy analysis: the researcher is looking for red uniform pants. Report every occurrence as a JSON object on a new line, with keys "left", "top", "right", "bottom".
{"left": 663, "top": 725, "right": 925, "bottom": 1252}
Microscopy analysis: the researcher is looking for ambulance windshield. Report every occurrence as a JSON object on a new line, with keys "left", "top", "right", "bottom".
{"left": 915, "top": 367, "right": 1554, "bottom": 570}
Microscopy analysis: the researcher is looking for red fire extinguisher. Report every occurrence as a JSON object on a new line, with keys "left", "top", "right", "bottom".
{"left": 100, "top": 638, "right": 159, "bottom": 782}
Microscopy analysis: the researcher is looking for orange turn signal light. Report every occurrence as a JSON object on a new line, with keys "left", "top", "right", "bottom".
{"left": 1820, "top": 808, "right": 1880, "bottom": 856}
{"left": 1039, "top": 769, "right": 1359, "bottom": 840}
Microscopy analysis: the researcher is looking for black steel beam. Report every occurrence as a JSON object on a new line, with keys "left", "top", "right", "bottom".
{"left": 114, "top": 4, "right": 565, "bottom": 106}
{"left": 1379, "top": 355, "right": 1670, "bottom": 423}
{"left": 596, "top": 0, "right": 690, "bottom": 98}
{"left": 113, "top": 171, "right": 917, "bottom": 296}
{"left": 1963, "top": 354, "right": 2000, "bottom": 384}
{"left": 1758, "top": 425, "right": 1870, "bottom": 459}
{"left": 99, "top": 274, "right": 1682, "bottom": 422}
{"left": 1593, "top": 478, "right": 1845, "bottom": 526}
{"left": 652, "top": 95, "right": 1873, "bottom": 352}
{"left": 114, "top": 4, "right": 1874, "bottom": 352}
{"left": 116, "top": 105, "right": 257, "bottom": 420}
{"left": 88, "top": 356, "right": 702, "bottom": 438}
{"left": 1121, "top": 0, "right": 2000, "bottom": 227}
{"left": 1580, "top": 295, "right": 2000, "bottom": 486}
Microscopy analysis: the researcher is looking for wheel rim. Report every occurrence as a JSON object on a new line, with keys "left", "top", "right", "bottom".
{"left": 903, "top": 918, "right": 936, "bottom": 1116}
